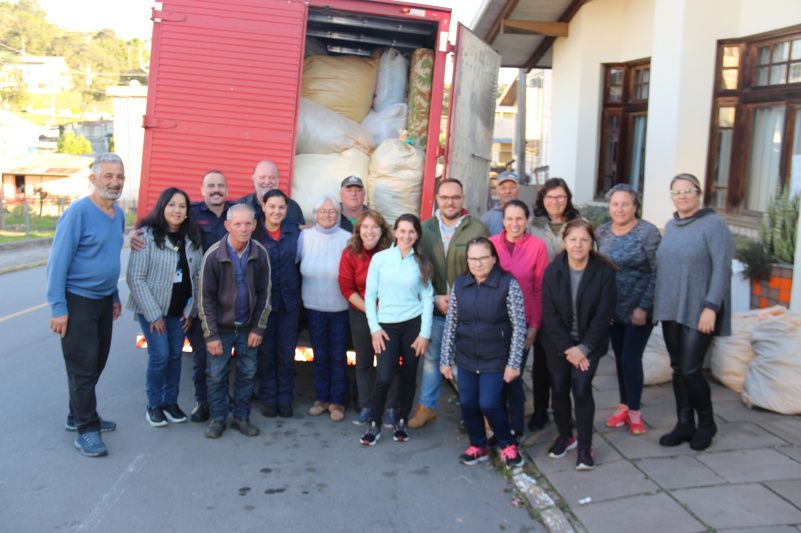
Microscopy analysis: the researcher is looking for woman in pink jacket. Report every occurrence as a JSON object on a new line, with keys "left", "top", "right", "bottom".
{"left": 489, "top": 199, "right": 549, "bottom": 440}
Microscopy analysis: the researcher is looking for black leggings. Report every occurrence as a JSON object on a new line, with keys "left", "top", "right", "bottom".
{"left": 547, "top": 349, "right": 600, "bottom": 449}
{"left": 661, "top": 321, "right": 714, "bottom": 425}
{"left": 370, "top": 316, "right": 421, "bottom": 427}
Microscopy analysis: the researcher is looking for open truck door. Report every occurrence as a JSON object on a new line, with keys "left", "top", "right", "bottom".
{"left": 139, "top": 0, "right": 308, "bottom": 212}
{"left": 443, "top": 23, "right": 501, "bottom": 219}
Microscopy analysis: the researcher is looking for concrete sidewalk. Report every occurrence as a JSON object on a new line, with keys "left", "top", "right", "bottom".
{"left": 518, "top": 355, "right": 801, "bottom": 532}
{"left": 0, "top": 238, "right": 52, "bottom": 274}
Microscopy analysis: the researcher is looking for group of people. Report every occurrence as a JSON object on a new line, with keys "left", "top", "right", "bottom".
{"left": 46, "top": 154, "right": 732, "bottom": 473}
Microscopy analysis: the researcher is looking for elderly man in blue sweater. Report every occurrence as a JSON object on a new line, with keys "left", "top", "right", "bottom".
{"left": 46, "top": 153, "right": 126, "bottom": 458}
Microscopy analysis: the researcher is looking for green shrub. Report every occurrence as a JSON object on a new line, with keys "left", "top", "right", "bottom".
{"left": 759, "top": 189, "right": 799, "bottom": 264}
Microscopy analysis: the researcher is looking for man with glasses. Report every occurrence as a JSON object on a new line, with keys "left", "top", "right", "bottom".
{"left": 410, "top": 178, "right": 489, "bottom": 429}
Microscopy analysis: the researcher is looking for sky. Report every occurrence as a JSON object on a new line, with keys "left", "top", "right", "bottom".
{"left": 32, "top": 0, "right": 489, "bottom": 41}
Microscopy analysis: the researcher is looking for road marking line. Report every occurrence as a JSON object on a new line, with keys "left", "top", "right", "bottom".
{"left": 0, "top": 303, "right": 48, "bottom": 323}
{"left": 76, "top": 454, "right": 149, "bottom": 532}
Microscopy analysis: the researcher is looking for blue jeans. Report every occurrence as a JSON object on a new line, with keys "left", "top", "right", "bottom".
{"left": 418, "top": 315, "right": 445, "bottom": 409}
{"left": 307, "top": 309, "right": 349, "bottom": 404}
{"left": 206, "top": 331, "right": 258, "bottom": 422}
{"left": 609, "top": 322, "right": 654, "bottom": 411}
{"left": 138, "top": 314, "right": 185, "bottom": 409}
{"left": 458, "top": 368, "right": 514, "bottom": 448}
{"left": 258, "top": 305, "right": 300, "bottom": 407}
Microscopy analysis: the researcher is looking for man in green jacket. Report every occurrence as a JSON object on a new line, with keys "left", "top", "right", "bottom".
{"left": 409, "top": 178, "right": 489, "bottom": 429}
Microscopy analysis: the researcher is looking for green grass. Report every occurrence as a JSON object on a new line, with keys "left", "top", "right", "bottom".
{"left": 2, "top": 208, "right": 60, "bottom": 232}
{"left": 0, "top": 231, "right": 54, "bottom": 244}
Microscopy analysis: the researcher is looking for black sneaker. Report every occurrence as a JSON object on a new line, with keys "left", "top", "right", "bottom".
{"left": 548, "top": 435, "right": 577, "bottom": 458}
{"left": 500, "top": 444, "right": 525, "bottom": 468}
{"left": 260, "top": 404, "right": 278, "bottom": 418}
{"left": 190, "top": 402, "right": 209, "bottom": 423}
{"left": 576, "top": 447, "right": 595, "bottom": 471}
{"left": 231, "top": 418, "right": 260, "bottom": 437}
{"left": 393, "top": 419, "right": 409, "bottom": 442}
{"left": 65, "top": 416, "right": 116, "bottom": 433}
{"left": 146, "top": 407, "right": 168, "bottom": 427}
{"left": 205, "top": 420, "right": 226, "bottom": 439}
{"left": 360, "top": 422, "right": 381, "bottom": 446}
{"left": 163, "top": 404, "right": 188, "bottom": 423}
{"left": 459, "top": 445, "right": 489, "bottom": 466}
{"left": 278, "top": 404, "right": 293, "bottom": 418}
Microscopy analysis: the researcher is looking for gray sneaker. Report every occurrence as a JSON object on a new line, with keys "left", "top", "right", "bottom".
{"left": 74, "top": 431, "right": 108, "bottom": 457}
{"left": 205, "top": 420, "right": 226, "bottom": 439}
{"left": 230, "top": 418, "right": 259, "bottom": 437}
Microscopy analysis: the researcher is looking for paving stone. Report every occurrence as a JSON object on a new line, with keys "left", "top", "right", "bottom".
{"left": 759, "top": 419, "right": 801, "bottom": 446}
{"left": 710, "top": 422, "right": 790, "bottom": 451}
{"left": 714, "top": 400, "right": 793, "bottom": 425}
{"left": 591, "top": 388, "right": 624, "bottom": 408}
{"left": 635, "top": 455, "right": 725, "bottom": 489}
{"left": 572, "top": 492, "right": 705, "bottom": 533}
{"left": 710, "top": 381, "right": 742, "bottom": 402}
{"left": 718, "top": 527, "right": 801, "bottom": 533}
{"left": 546, "top": 459, "right": 659, "bottom": 505}
{"left": 603, "top": 425, "right": 697, "bottom": 459}
{"left": 590, "top": 374, "right": 620, "bottom": 391}
{"left": 696, "top": 449, "right": 801, "bottom": 483}
{"left": 765, "top": 479, "right": 801, "bottom": 509}
{"left": 525, "top": 429, "right": 624, "bottom": 476}
{"left": 777, "top": 446, "right": 801, "bottom": 464}
{"left": 673, "top": 484, "right": 801, "bottom": 529}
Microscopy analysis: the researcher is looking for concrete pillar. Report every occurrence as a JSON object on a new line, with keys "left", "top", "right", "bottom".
{"left": 515, "top": 68, "right": 527, "bottom": 182}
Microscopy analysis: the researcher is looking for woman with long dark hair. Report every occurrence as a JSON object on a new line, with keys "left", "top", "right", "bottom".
{"left": 527, "top": 177, "right": 583, "bottom": 432}
{"left": 541, "top": 219, "right": 616, "bottom": 470}
{"left": 440, "top": 237, "right": 527, "bottom": 468}
{"left": 127, "top": 187, "right": 203, "bottom": 427}
{"left": 255, "top": 189, "right": 302, "bottom": 418}
{"left": 655, "top": 173, "right": 733, "bottom": 451}
{"left": 360, "top": 213, "right": 434, "bottom": 445}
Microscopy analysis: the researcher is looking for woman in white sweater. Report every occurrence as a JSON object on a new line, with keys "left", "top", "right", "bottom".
{"left": 127, "top": 187, "right": 202, "bottom": 428}
{"left": 297, "top": 195, "right": 352, "bottom": 421}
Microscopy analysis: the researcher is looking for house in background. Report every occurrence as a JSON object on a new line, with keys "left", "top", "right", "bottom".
{"left": 1, "top": 153, "right": 93, "bottom": 216}
{"left": 473, "top": 0, "right": 801, "bottom": 306}
{"left": 2, "top": 56, "right": 73, "bottom": 95}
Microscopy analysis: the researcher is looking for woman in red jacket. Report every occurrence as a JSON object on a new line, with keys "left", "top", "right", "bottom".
{"left": 489, "top": 199, "right": 549, "bottom": 439}
{"left": 338, "top": 210, "right": 393, "bottom": 425}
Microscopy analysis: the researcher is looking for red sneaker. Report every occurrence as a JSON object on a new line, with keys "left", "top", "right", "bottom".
{"left": 459, "top": 445, "right": 489, "bottom": 466}
{"left": 605, "top": 405, "right": 629, "bottom": 428}
{"left": 627, "top": 410, "right": 646, "bottom": 435}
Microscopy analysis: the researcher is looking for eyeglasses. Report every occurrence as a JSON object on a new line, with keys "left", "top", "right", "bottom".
{"left": 544, "top": 195, "right": 567, "bottom": 202}
{"left": 670, "top": 189, "right": 699, "bottom": 196}
{"left": 467, "top": 255, "right": 493, "bottom": 264}
{"left": 317, "top": 209, "right": 337, "bottom": 216}
{"left": 437, "top": 195, "right": 463, "bottom": 203}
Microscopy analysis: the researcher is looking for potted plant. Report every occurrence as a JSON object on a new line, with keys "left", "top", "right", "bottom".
{"left": 735, "top": 190, "right": 799, "bottom": 309}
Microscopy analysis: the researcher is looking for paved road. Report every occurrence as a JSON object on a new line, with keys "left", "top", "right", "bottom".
{"left": 0, "top": 256, "right": 542, "bottom": 532}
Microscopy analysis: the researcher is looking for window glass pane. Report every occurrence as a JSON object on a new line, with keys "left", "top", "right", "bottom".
{"left": 758, "top": 46, "right": 771, "bottom": 65}
{"left": 718, "top": 107, "right": 735, "bottom": 128}
{"left": 608, "top": 86, "right": 622, "bottom": 103}
{"left": 793, "top": 39, "right": 801, "bottom": 60}
{"left": 629, "top": 115, "right": 647, "bottom": 192}
{"left": 642, "top": 68, "right": 650, "bottom": 83}
{"left": 757, "top": 66, "right": 770, "bottom": 85}
{"left": 790, "top": 62, "right": 801, "bottom": 84}
{"left": 770, "top": 64, "right": 787, "bottom": 84}
{"left": 641, "top": 82, "right": 649, "bottom": 100}
{"left": 746, "top": 106, "right": 785, "bottom": 211}
{"left": 608, "top": 68, "right": 624, "bottom": 86}
{"left": 722, "top": 46, "right": 740, "bottom": 67}
{"left": 773, "top": 41, "right": 790, "bottom": 62}
{"left": 713, "top": 129, "right": 733, "bottom": 208}
{"left": 721, "top": 69, "right": 738, "bottom": 89}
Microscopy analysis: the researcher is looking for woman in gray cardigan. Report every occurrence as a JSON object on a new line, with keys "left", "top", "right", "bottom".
{"left": 654, "top": 174, "right": 733, "bottom": 451}
{"left": 127, "top": 187, "right": 203, "bottom": 428}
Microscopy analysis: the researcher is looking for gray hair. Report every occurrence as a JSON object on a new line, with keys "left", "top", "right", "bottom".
{"left": 312, "top": 194, "right": 340, "bottom": 216}
{"left": 227, "top": 202, "right": 255, "bottom": 221}
{"left": 91, "top": 153, "right": 124, "bottom": 176}
{"left": 606, "top": 183, "right": 641, "bottom": 216}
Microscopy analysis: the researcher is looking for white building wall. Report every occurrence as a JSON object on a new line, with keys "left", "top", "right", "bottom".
{"left": 107, "top": 84, "right": 147, "bottom": 210}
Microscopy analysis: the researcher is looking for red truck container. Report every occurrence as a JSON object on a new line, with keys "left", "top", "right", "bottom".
{"left": 138, "top": 0, "right": 500, "bottom": 219}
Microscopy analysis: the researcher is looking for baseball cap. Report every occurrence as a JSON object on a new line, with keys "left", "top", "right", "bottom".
{"left": 496, "top": 171, "right": 518, "bottom": 185}
{"left": 341, "top": 175, "right": 364, "bottom": 188}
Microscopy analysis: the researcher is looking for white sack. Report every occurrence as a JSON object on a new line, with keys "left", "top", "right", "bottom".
{"left": 296, "top": 98, "right": 375, "bottom": 155}
{"left": 710, "top": 310, "right": 759, "bottom": 392}
{"left": 361, "top": 103, "right": 408, "bottom": 146}
{"left": 742, "top": 307, "right": 801, "bottom": 414}
{"left": 373, "top": 48, "right": 409, "bottom": 112}
{"left": 367, "top": 139, "right": 424, "bottom": 225}
{"left": 292, "top": 148, "right": 371, "bottom": 223}
{"left": 642, "top": 325, "right": 673, "bottom": 386}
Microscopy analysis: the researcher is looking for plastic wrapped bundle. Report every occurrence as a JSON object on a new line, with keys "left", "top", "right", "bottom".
{"left": 373, "top": 48, "right": 409, "bottom": 112}
{"left": 361, "top": 103, "right": 407, "bottom": 146}
{"left": 302, "top": 55, "right": 378, "bottom": 123}
{"left": 296, "top": 98, "right": 375, "bottom": 155}
{"left": 406, "top": 49, "right": 434, "bottom": 149}
{"left": 367, "top": 139, "right": 424, "bottom": 225}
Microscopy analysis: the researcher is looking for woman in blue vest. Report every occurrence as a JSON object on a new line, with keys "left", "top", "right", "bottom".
{"left": 256, "top": 189, "right": 302, "bottom": 418}
{"left": 439, "top": 237, "right": 527, "bottom": 468}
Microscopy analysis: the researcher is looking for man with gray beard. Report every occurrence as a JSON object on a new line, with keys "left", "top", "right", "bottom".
{"left": 46, "top": 153, "right": 126, "bottom": 457}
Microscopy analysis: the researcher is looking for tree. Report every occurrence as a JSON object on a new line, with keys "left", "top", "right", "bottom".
{"left": 57, "top": 131, "right": 92, "bottom": 155}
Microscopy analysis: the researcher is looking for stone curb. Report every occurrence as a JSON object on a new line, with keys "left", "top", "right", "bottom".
{"left": 0, "top": 259, "right": 48, "bottom": 275}
{"left": 0, "top": 237, "right": 53, "bottom": 251}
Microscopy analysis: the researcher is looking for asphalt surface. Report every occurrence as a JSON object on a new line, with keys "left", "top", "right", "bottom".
{"left": 0, "top": 254, "right": 542, "bottom": 532}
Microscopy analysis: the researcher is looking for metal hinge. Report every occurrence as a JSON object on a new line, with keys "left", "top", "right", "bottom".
{"left": 142, "top": 116, "right": 178, "bottom": 129}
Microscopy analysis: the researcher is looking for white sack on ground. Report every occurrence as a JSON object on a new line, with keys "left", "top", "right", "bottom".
{"left": 302, "top": 55, "right": 378, "bottom": 123}
{"left": 710, "top": 310, "right": 761, "bottom": 392}
{"left": 373, "top": 48, "right": 408, "bottom": 112}
{"left": 361, "top": 103, "right": 407, "bottom": 146}
{"left": 642, "top": 325, "right": 673, "bottom": 386}
{"left": 296, "top": 98, "right": 375, "bottom": 155}
{"left": 292, "top": 148, "right": 371, "bottom": 223}
{"left": 367, "top": 139, "right": 424, "bottom": 225}
{"left": 742, "top": 307, "right": 801, "bottom": 415}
